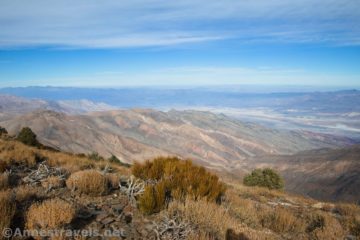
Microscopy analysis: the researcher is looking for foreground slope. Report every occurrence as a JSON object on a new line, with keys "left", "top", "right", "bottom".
{"left": 0, "top": 138, "right": 359, "bottom": 240}
{"left": 0, "top": 109, "right": 354, "bottom": 169}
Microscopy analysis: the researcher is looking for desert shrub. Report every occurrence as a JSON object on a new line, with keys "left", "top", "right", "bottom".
{"left": 243, "top": 168, "right": 284, "bottom": 190}
{"left": 0, "top": 126, "right": 7, "bottom": 135}
{"left": 0, "top": 190, "right": 16, "bottom": 237}
{"left": 87, "top": 152, "right": 104, "bottom": 161}
{"left": 26, "top": 198, "right": 75, "bottom": 230}
{"left": 16, "top": 127, "right": 40, "bottom": 147}
{"left": 0, "top": 173, "right": 9, "bottom": 190}
{"left": 133, "top": 157, "right": 226, "bottom": 214}
{"left": 66, "top": 170, "right": 108, "bottom": 196}
{"left": 108, "top": 155, "right": 131, "bottom": 168}
{"left": 139, "top": 182, "right": 167, "bottom": 215}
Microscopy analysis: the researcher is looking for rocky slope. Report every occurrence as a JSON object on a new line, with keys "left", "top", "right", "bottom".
{"left": 0, "top": 109, "right": 354, "bottom": 170}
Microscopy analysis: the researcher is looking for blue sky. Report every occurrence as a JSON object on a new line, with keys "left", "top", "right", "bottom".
{"left": 0, "top": 0, "right": 359, "bottom": 87}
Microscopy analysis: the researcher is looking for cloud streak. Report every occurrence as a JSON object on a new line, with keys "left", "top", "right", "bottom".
{"left": 0, "top": 0, "right": 359, "bottom": 48}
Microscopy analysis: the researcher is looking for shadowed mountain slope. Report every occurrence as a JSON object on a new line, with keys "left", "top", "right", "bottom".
{"left": 230, "top": 145, "right": 360, "bottom": 202}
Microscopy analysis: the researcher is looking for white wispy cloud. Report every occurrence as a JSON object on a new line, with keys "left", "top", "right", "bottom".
{"left": 0, "top": 0, "right": 359, "bottom": 48}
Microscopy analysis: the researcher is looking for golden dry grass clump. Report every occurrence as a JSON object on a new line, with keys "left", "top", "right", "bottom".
{"left": 15, "top": 185, "right": 42, "bottom": 203}
{"left": 133, "top": 157, "right": 226, "bottom": 214}
{"left": 306, "top": 212, "right": 345, "bottom": 239}
{"left": 167, "top": 198, "right": 275, "bottom": 240}
{"left": 66, "top": 169, "right": 108, "bottom": 196}
{"left": 0, "top": 190, "right": 16, "bottom": 237}
{"left": 41, "top": 176, "right": 65, "bottom": 190}
{"left": 259, "top": 206, "right": 304, "bottom": 234}
{"left": 26, "top": 198, "right": 75, "bottom": 230}
{"left": 168, "top": 198, "right": 239, "bottom": 238}
{"left": 106, "top": 173, "right": 121, "bottom": 189}
{"left": 0, "top": 139, "right": 40, "bottom": 167}
{"left": 334, "top": 203, "right": 360, "bottom": 237}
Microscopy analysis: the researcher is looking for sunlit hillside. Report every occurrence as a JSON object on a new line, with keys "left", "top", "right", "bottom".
{"left": 1, "top": 130, "right": 359, "bottom": 240}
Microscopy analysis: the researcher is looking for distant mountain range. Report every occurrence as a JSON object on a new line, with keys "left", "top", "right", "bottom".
{"left": 1, "top": 86, "right": 360, "bottom": 113}
{"left": 0, "top": 94, "right": 114, "bottom": 116}
{"left": 0, "top": 92, "right": 359, "bottom": 202}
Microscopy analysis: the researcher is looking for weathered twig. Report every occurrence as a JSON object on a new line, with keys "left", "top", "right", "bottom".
{"left": 119, "top": 175, "right": 145, "bottom": 205}
{"left": 22, "top": 163, "right": 67, "bottom": 187}
{"left": 152, "top": 214, "right": 192, "bottom": 240}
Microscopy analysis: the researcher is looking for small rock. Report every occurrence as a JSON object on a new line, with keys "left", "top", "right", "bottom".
{"left": 345, "top": 235, "right": 357, "bottom": 240}
{"left": 145, "top": 224, "right": 153, "bottom": 231}
{"left": 140, "top": 229, "right": 148, "bottom": 237}
{"left": 312, "top": 202, "right": 324, "bottom": 209}
{"left": 112, "top": 204, "right": 124, "bottom": 213}
{"left": 101, "top": 217, "right": 115, "bottom": 225}
{"left": 96, "top": 212, "right": 109, "bottom": 222}
{"left": 124, "top": 213, "right": 133, "bottom": 224}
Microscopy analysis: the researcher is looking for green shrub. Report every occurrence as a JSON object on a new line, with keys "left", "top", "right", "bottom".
{"left": 87, "top": 152, "right": 104, "bottom": 161}
{"left": 0, "top": 126, "right": 7, "bottom": 135}
{"left": 108, "top": 155, "right": 131, "bottom": 168}
{"left": 16, "top": 127, "right": 40, "bottom": 147}
{"left": 133, "top": 157, "right": 226, "bottom": 214}
{"left": 243, "top": 168, "right": 284, "bottom": 190}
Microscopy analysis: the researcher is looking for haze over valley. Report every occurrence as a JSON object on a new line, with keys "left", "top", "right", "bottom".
{"left": 0, "top": 88, "right": 359, "bottom": 202}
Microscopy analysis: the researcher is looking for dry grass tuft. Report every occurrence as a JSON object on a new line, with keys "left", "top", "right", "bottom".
{"left": 225, "top": 188, "right": 261, "bottom": 228}
{"left": 106, "top": 173, "right": 120, "bottom": 189}
{"left": 15, "top": 185, "right": 42, "bottom": 203}
{"left": 0, "top": 172, "right": 9, "bottom": 190}
{"left": 168, "top": 198, "right": 239, "bottom": 239}
{"left": 306, "top": 212, "right": 345, "bottom": 239}
{"left": 66, "top": 170, "right": 108, "bottom": 196}
{"left": 335, "top": 203, "right": 360, "bottom": 217}
{"left": 41, "top": 176, "right": 65, "bottom": 190}
{"left": 0, "top": 190, "right": 16, "bottom": 237}
{"left": 334, "top": 203, "right": 360, "bottom": 237}
{"left": 167, "top": 198, "right": 275, "bottom": 240}
{"left": 259, "top": 206, "right": 304, "bottom": 234}
{"left": 0, "top": 140, "right": 40, "bottom": 167}
{"left": 26, "top": 198, "right": 75, "bottom": 230}
{"left": 44, "top": 151, "right": 95, "bottom": 173}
